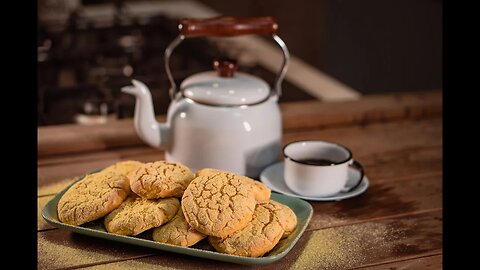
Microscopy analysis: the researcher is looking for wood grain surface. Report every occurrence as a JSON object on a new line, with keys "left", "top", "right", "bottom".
{"left": 37, "top": 90, "right": 442, "bottom": 269}
{"left": 38, "top": 90, "right": 441, "bottom": 157}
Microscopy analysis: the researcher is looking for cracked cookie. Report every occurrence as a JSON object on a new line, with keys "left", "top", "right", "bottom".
{"left": 57, "top": 170, "right": 130, "bottom": 226}
{"left": 181, "top": 172, "right": 257, "bottom": 238}
{"left": 102, "top": 160, "right": 143, "bottom": 180}
{"left": 104, "top": 196, "right": 180, "bottom": 236}
{"left": 195, "top": 168, "right": 271, "bottom": 202}
{"left": 249, "top": 179, "right": 272, "bottom": 203}
{"left": 130, "top": 161, "right": 195, "bottom": 199}
{"left": 262, "top": 200, "right": 297, "bottom": 238}
{"left": 208, "top": 201, "right": 286, "bottom": 257}
{"left": 152, "top": 208, "right": 206, "bottom": 247}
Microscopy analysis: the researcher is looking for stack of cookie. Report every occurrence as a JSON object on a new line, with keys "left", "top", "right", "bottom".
{"left": 57, "top": 160, "right": 297, "bottom": 258}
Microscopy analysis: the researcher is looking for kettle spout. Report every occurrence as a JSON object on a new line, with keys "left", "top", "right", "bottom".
{"left": 121, "top": 79, "right": 169, "bottom": 149}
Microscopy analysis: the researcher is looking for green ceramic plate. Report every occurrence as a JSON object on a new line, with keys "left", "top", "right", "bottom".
{"left": 42, "top": 174, "right": 313, "bottom": 265}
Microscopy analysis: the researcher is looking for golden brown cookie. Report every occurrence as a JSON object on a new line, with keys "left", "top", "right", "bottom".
{"left": 57, "top": 170, "right": 130, "bottom": 226}
{"left": 129, "top": 161, "right": 195, "bottom": 199}
{"left": 262, "top": 200, "right": 297, "bottom": 238}
{"left": 181, "top": 172, "right": 257, "bottom": 238}
{"left": 102, "top": 160, "right": 143, "bottom": 180}
{"left": 104, "top": 196, "right": 180, "bottom": 236}
{"left": 195, "top": 168, "right": 226, "bottom": 178}
{"left": 152, "top": 208, "right": 206, "bottom": 247}
{"left": 249, "top": 180, "right": 271, "bottom": 202}
{"left": 208, "top": 201, "right": 286, "bottom": 257}
{"left": 195, "top": 168, "right": 271, "bottom": 202}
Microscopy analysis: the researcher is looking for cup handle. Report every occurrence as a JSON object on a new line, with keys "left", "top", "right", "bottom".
{"left": 341, "top": 160, "right": 364, "bottom": 193}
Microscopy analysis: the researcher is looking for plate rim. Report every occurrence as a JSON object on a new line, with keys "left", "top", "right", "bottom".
{"left": 41, "top": 173, "right": 313, "bottom": 265}
{"left": 259, "top": 161, "right": 369, "bottom": 201}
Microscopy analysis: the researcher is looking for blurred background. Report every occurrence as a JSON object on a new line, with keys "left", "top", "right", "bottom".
{"left": 37, "top": 0, "right": 442, "bottom": 126}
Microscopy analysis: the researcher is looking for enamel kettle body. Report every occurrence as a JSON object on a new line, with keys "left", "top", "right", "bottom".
{"left": 122, "top": 17, "right": 289, "bottom": 178}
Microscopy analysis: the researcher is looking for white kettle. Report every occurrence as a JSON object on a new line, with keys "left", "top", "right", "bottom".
{"left": 122, "top": 16, "right": 289, "bottom": 178}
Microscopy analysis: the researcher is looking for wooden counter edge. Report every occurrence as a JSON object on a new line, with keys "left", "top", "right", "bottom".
{"left": 38, "top": 90, "right": 442, "bottom": 157}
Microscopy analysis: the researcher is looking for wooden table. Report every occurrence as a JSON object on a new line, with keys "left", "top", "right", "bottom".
{"left": 38, "top": 90, "right": 442, "bottom": 269}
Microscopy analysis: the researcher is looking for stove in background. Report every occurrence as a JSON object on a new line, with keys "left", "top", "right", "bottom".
{"left": 37, "top": 1, "right": 314, "bottom": 126}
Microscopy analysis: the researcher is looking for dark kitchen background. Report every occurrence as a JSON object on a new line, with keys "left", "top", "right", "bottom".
{"left": 37, "top": 0, "right": 442, "bottom": 126}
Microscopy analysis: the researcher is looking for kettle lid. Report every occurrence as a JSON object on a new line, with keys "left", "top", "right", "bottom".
{"left": 180, "top": 58, "right": 270, "bottom": 106}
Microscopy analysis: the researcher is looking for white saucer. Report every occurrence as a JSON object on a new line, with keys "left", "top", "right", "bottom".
{"left": 259, "top": 161, "right": 369, "bottom": 201}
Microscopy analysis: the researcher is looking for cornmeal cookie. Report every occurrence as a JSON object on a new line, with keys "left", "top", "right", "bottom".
{"left": 249, "top": 180, "right": 271, "bottom": 202}
{"left": 152, "top": 208, "right": 206, "bottom": 247}
{"left": 208, "top": 201, "right": 286, "bottom": 257}
{"left": 181, "top": 173, "right": 257, "bottom": 238}
{"left": 195, "top": 168, "right": 271, "bottom": 202}
{"left": 130, "top": 161, "right": 195, "bottom": 199}
{"left": 104, "top": 196, "right": 180, "bottom": 236}
{"left": 195, "top": 168, "right": 227, "bottom": 178}
{"left": 57, "top": 170, "right": 130, "bottom": 226}
{"left": 102, "top": 160, "right": 143, "bottom": 180}
{"left": 262, "top": 200, "right": 297, "bottom": 238}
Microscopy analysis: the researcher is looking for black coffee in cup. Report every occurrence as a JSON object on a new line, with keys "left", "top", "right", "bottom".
{"left": 295, "top": 158, "right": 336, "bottom": 166}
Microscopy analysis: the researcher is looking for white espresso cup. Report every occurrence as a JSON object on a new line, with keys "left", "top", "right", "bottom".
{"left": 283, "top": 140, "right": 364, "bottom": 197}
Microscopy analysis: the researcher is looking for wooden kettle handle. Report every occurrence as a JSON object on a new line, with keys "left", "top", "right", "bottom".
{"left": 178, "top": 16, "right": 278, "bottom": 37}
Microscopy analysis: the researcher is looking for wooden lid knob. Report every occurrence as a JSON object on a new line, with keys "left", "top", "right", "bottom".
{"left": 213, "top": 58, "right": 237, "bottom": 78}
